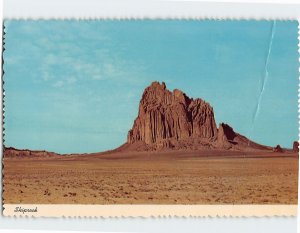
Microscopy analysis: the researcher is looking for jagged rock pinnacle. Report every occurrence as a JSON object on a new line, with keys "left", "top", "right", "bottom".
{"left": 127, "top": 81, "right": 217, "bottom": 149}
{"left": 125, "top": 81, "right": 272, "bottom": 151}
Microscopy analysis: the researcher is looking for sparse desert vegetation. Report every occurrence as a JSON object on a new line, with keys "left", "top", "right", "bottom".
{"left": 3, "top": 150, "right": 298, "bottom": 204}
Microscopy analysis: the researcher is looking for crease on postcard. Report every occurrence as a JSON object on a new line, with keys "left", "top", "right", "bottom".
{"left": 249, "top": 20, "right": 276, "bottom": 141}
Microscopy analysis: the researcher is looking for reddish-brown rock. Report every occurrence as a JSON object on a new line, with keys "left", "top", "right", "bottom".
{"left": 216, "top": 123, "right": 236, "bottom": 149}
{"left": 127, "top": 82, "right": 217, "bottom": 149}
{"left": 125, "top": 81, "right": 272, "bottom": 152}
{"left": 273, "top": 145, "right": 283, "bottom": 153}
{"left": 4, "top": 147, "right": 60, "bottom": 158}
{"left": 293, "top": 141, "right": 299, "bottom": 153}
{"left": 214, "top": 123, "right": 270, "bottom": 151}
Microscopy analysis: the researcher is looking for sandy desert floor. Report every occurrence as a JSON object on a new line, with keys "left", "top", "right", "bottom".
{"left": 3, "top": 150, "right": 298, "bottom": 204}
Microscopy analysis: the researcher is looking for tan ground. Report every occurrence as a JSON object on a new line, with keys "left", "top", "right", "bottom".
{"left": 3, "top": 150, "right": 298, "bottom": 204}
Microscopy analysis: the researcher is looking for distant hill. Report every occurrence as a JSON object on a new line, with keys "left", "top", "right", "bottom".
{"left": 4, "top": 147, "right": 60, "bottom": 158}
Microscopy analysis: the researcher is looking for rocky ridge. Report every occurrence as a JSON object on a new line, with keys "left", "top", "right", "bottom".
{"left": 4, "top": 147, "right": 60, "bottom": 158}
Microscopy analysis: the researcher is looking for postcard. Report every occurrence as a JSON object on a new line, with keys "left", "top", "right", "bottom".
{"left": 2, "top": 20, "right": 298, "bottom": 217}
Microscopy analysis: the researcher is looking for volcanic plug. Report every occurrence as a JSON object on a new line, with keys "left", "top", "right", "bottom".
{"left": 125, "top": 81, "right": 270, "bottom": 151}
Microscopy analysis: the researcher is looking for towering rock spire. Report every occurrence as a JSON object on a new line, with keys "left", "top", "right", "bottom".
{"left": 123, "top": 81, "right": 272, "bottom": 152}
{"left": 127, "top": 81, "right": 218, "bottom": 149}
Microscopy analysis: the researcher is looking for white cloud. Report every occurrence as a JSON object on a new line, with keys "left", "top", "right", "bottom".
{"left": 44, "top": 54, "right": 57, "bottom": 65}
{"left": 53, "top": 80, "right": 64, "bottom": 88}
{"left": 32, "top": 27, "right": 150, "bottom": 89}
{"left": 67, "top": 77, "right": 76, "bottom": 84}
{"left": 5, "top": 56, "right": 22, "bottom": 65}
{"left": 42, "top": 71, "right": 51, "bottom": 81}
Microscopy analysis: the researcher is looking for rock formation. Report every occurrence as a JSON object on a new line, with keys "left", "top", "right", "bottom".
{"left": 216, "top": 123, "right": 236, "bottom": 149}
{"left": 6, "top": 81, "right": 289, "bottom": 156}
{"left": 125, "top": 81, "right": 270, "bottom": 151}
{"left": 293, "top": 141, "right": 299, "bottom": 153}
{"left": 127, "top": 81, "right": 218, "bottom": 150}
{"left": 273, "top": 145, "right": 283, "bottom": 153}
{"left": 4, "top": 147, "right": 59, "bottom": 158}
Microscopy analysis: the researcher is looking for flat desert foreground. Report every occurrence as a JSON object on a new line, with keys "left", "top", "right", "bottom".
{"left": 3, "top": 150, "right": 298, "bottom": 204}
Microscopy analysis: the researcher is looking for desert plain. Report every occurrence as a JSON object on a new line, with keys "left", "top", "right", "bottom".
{"left": 3, "top": 150, "right": 298, "bottom": 204}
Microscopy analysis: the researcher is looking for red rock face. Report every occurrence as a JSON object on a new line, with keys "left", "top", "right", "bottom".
{"left": 127, "top": 81, "right": 218, "bottom": 149}
{"left": 273, "top": 145, "right": 283, "bottom": 153}
{"left": 216, "top": 123, "right": 236, "bottom": 149}
{"left": 126, "top": 81, "right": 273, "bottom": 152}
{"left": 4, "top": 147, "right": 59, "bottom": 157}
{"left": 293, "top": 141, "right": 299, "bottom": 153}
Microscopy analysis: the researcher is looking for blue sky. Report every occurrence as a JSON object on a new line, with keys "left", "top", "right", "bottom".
{"left": 4, "top": 20, "right": 299, "bottom": 154}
